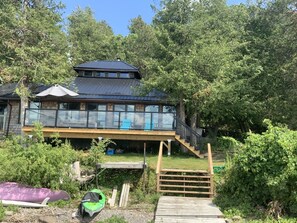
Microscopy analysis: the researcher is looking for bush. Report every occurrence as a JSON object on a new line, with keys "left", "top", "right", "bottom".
{"left": 215, "top": 120, "right": 297, "bottom": 219}
{"left": 0, "top": 125, "right": 79, "bottom": 193}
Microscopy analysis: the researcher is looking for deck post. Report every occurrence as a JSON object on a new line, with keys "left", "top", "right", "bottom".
{"left": 167, "top": 139, "right": 172, "bottom": 156}
{"left": 156, "top": 141, "right": 164, "bottom": 192}
{"left": 207, "top": 143, "right": 214, "bottom": 198}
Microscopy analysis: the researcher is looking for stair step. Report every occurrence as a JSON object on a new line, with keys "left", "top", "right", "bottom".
{"left": 159, "top": 174, "right": 210, "bottom": 178}
{"left": 159, "top": 179, "right": 210, "bottom": 184}
{"left": 158, "top": 189, "right": 212, "bottom": 195}
{"left": 159, "top": 184, "right": 211, "bottom": 189}
{"left": 161, "top": 169, "right": 208, "bottom": 173}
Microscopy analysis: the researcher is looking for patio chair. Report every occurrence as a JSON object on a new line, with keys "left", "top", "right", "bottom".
{"left": 120, "top": 119, "right": 131, "bottom": 130}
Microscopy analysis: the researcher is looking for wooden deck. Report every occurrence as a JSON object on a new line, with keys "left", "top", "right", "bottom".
{"left": 155, "top": 196, "right": 225, "bottom": 223}
{"left": 22, "top": 127, "right": 176, "bottom": 141}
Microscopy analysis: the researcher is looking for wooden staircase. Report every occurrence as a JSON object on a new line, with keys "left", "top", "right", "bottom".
{"left": 175, "top": 134, "right": 204, "bottom": 158}
{"left": 158, "top": 169, "right": 213, "bottom": 197}
{"left": 156, "top": 142, "right": 214, "bottom": 198}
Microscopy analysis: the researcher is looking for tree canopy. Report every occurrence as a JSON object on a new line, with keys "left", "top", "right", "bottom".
{"left": 0, "top": 0, "right": 296, "bottom": 136}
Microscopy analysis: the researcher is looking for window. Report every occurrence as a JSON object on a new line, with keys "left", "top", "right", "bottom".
{"left": 163, "top": 105, "right": 176, "bottom": 113}
{"left": 114, "top": 104, "right": 125, "bottom": 111}
{"left": 87, "top": 103, "right": 107, "bottom": 111}
{"left": 145, "top": 105, "right": 159, "bottom": 112}
{"left": 95, "top": 72, "right": 106, "bottom": 78}
{"left": 0, "top": 104, "right": 7, "bottom": 131}
{"left": 114, "top": 104, "right": 135, "bottom": 112}
{"left": 78, "top": 71, "right": 84, "bottom": 77}
{"left": 29, "top": 101, "right": 41, "bottom": 109}
{"left": 127, "top": 105, "right": 135, "bottom": 112}
{"left": 108, "top": 72, "right": 118, "bottom": 78}
{"left": 119, "top": 73, "right": 130, "bottom": 78}
{"left": 84, "top": 71, "right": 93, "bottom": 77}
{"left": 59, "top": 102, "right": 80, "bottom": 110}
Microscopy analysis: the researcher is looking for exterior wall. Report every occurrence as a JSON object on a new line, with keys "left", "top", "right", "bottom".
{"left": 42, "top": 101, "right": 57, "bottom": 109}
{"left": 107, "top": 103, "right": 113, "bottom": 111}
{"left": 7, "top": 101, "right": 22, "bottom": 135}
{"left": 80, "top": 102, "right": 85, "bottom": 110}
{"left": 136, "top": 104, "right": 144, "bottom": 112}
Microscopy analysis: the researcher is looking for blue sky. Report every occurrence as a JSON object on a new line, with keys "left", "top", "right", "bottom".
{"left": 61, "top": 0, "right": 246, "bottom": 36}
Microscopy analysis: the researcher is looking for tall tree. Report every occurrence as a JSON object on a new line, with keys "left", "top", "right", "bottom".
{"left": 67, "top": 7, "right": 119, "bottom": 64}
{"left": 243, "top": 0, "right": 297, "bottom": 130}
{"left": 124, "top": 16, "right": 157, "bottom": 75}
{"left": 143, "top": 0, "right": 248, "bottom": 134}
{"left": 0, "top": 0, "right": 72, "bottom": 130}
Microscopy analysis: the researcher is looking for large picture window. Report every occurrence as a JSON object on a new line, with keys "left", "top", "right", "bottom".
{"left": 59, "top": 102, "right": 80, "bottom": 110}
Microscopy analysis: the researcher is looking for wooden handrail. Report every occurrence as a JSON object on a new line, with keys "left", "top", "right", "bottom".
{"left": 207, "top": 143, "right": 214, "bottom": 198}
{"left": 207, "top": 143, "right": 214, "bottom": 175}
{"left": 156, "top": 141, "right": 164, "bottom": 174}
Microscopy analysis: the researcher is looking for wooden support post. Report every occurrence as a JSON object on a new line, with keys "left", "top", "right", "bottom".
{"left": 167, "top": 139, "right": 172, "bottom": 156}
{"left": 156, "top": 141, "right": 164, "bottom": 192}
{"left": 207, "top": 143, "right": 214, "bottom": 198}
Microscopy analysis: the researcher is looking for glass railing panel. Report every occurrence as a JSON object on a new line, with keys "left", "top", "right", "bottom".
{"left": 88, "top": 111, "right": 107, "bottom": 128}
{"left": 24, "top": 109, "right": 176, "bottom": 131}
{"left": 57, "top": 110, "right": 87, "bottom": 128}
{"left": 24, "top": 109, "right": 40, "bottom": 126}
{"left": 39, "top": 110, "right": 56, "bottom": 127}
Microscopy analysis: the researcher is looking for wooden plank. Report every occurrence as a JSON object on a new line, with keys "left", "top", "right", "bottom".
{"left": 159, "top": 184, "right": 211, "bottom": 189}
{"left": 97, "top": 162, "right": 146, "bottom": 169}
{"left": 159, "top": 179, "right": 210, "bottom": 183}
{"left": 159, "top": 174, "right": 209, "bottom": 178}
{"left": 119, "top": 182, "right": 130, "bottom": 208}
{"left": 155, "top": 196, "right": 223, "bottom": 218}
{"left": 158, "top": 190, "right": 212, "bottom": 195}
{"left": 155, "top": 216, "right": 226, "bottom": 223}
{"left": 23, "top": 127, "right": 176, "bottom": 141}
{"left": 108, "top": 188, "right": 117, "bottom": 207}
{"left": 162, "top": 169, "right": 208, "bottom": 173}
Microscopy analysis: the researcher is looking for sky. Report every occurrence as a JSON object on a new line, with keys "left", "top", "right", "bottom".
{"left": 61, "top": 0, "right": 246, "bottom": 36}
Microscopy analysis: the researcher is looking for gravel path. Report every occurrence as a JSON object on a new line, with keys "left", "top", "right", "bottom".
{"left": 4, "top": 206, "right": 155, "bottom": 223}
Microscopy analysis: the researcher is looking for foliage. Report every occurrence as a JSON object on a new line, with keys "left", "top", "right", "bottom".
{"left": 0, "top": 127, "right": 79, "bottom": 193}
{"left": 0, "top": 202, "right": 4, "bottom": 222}
{"left": 82, "top": 138, "right": 115, "bottom": 167}
{"left": 216, "top": 136, "right": 242, "bottom": 152}
{"left": 96, "top": 215, "right": 128, "bottom": 223}
{"left": 215, "top": 121, "right": 297, "bottom": 218}
{"left": 67, "top": 7, "right": 119, "bottom": 64}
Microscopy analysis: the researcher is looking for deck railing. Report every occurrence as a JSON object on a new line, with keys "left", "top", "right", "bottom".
{"left": 176, "top": 117, "right": 202, "bottom": 150}
{"left": 24, "top": 109, "right": 176, "bottom": 131}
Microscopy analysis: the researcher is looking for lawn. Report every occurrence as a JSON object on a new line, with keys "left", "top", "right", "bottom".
{"left": 102, "top": 153, "right": 225, "bottom": 170}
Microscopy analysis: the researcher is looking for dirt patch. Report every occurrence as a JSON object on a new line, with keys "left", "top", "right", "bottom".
{"left": 4, "top": 206, "right": 154, "bottom": 223}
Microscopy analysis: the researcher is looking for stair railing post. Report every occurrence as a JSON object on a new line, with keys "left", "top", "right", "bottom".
{"left": 156, "top": 141, "right": 164, "bottom": 192}
{"left": 207, "top": 143, "right": 214, "bottom": 198}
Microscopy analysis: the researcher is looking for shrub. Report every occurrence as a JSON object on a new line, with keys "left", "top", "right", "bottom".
{"left": 0, "top": 125, "right": 79, "bottom": 193}
{"left": 215, "top": 120, "right": 297, "bottom": 218}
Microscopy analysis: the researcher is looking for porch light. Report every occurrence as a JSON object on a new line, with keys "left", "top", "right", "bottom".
{"left": 28, "top": 135, "right": 33, "bottom": 139}
{"left": 98, "top": 136, "right": 103, "bottom": 141}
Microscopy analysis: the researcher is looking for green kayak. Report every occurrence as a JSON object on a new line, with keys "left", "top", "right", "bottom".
{"left": 80, "top": 189, "right": 106, "bottom": 217}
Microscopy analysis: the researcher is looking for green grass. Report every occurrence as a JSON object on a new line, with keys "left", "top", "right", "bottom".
{"left": 102, "top": 153, "right": 225, "bottom": 170}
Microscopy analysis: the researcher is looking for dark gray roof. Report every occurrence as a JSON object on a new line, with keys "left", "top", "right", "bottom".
{"left": 0, "top": 83, "right": 18, "bottom": 99}
{"left": 74, "top": 77, "right": 166, "bottom": 102}
{"left": 74, "top": 61, "right": 139, "bottom": 72}
{"left": 0, "top": 77, "right": 166, "bottom": 103}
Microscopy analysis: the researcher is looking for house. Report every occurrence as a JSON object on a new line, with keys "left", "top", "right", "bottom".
{"left": 0, "top": 60, "right": 202, "bottom": 157}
